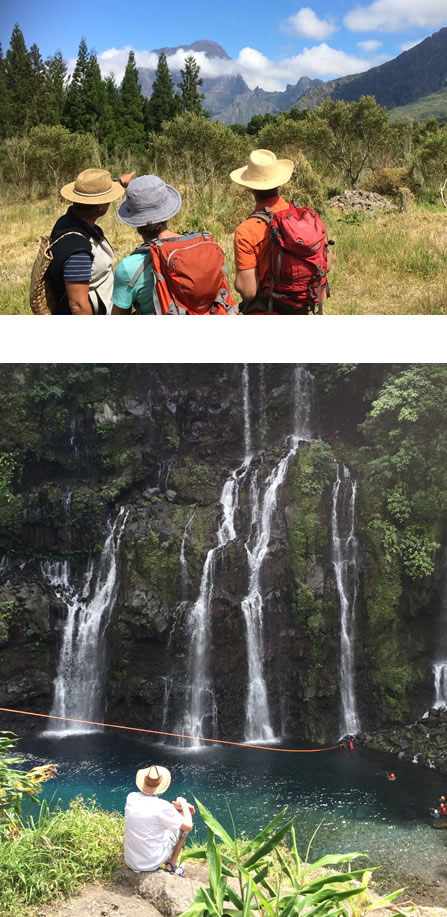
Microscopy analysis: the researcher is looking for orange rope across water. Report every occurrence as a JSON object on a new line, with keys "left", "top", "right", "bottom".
{"left": 0, "top": 707, "right": 343, "bottom": 754}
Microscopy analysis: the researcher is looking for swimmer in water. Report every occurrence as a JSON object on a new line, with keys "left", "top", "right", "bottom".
{"left": 385, "top": 772, "right": 397, "bottom": 781}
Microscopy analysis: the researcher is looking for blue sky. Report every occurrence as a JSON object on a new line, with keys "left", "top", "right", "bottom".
{"left": 1, "top": 0, "right": 447, "bottom": 90}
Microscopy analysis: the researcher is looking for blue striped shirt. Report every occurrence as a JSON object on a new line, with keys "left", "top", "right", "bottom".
{"left": 63, "top": 251, "right": 92, "bottom": 284}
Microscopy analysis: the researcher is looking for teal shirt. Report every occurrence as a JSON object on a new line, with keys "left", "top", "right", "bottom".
{"left": 112, "top": 252, "right": 155, "bottom": 315}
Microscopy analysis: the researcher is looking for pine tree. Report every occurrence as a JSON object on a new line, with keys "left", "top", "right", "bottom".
{"left": 45, "top": 51, "right": 67, "bottom": 126}
{"left": 99, "top": 74, "right": 120, "bottom": 153}
{"left": 63, "top": 37, "right": 90, "bottom": 132}
{"left": 5, "top": 24, "right": 34, "bottom": 132}
{"left": 0, "top": 43, "right": 12, "bottom": 138}
{"left": 178, "top": 55, "right": 208, "bottom": 117}
{"left": 29, "top": 43, "right": 48, "bottom": 125}
{"left": 117, "top": 50, "right": 146, "bottom": 151}
{"left": 83, "top": 51, "right": 105, "bottom": 137}
{"left": 145, "top": 52, "right": 180, "bottom": 133}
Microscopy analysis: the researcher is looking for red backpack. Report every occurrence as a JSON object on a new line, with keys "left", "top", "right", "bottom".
{"left": 129, "top": 232, "right": 236, "bottom": 315}
{"left": 249, "top": 203, "right": 330, "bottom": 314}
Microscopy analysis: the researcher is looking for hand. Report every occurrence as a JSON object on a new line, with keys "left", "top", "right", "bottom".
{"left": 173, "top": 798, "right": 195, "bottom": 814}
{"left": 119, "top": 171, "right": 136, "bottom": 188}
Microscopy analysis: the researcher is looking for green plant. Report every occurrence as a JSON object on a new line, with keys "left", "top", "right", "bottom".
{"left": 0, "top": 732, "right": 56, "bottom": 835}
{"left": 0, "top": 796, "right": 123, "bottom": 916}
{"left": 181, "top": 800, "right": 411, "bottom": 917}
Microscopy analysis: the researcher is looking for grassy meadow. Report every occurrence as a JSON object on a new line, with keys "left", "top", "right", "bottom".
{"left": 2, "top": 182, "right": 447, "bottom": 315}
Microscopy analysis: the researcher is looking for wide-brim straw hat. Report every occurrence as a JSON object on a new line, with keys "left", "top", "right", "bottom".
{"left": 60, "top": 169, "right": 125, "bottom": 204}
{"left": 118, "top": 175, "right": 182, "bottom": 227}
{"left": 136, "top": 764, "right": 172, "bottom": 796}
{"left": 230, "top": 149, "right": 294, "bottom": 190}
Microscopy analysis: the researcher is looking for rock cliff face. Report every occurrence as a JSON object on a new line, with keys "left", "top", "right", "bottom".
{"left": 0, "top": 365, "right": 445, "bottom": 749}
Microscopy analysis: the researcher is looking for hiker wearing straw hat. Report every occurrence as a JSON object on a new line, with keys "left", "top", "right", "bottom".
{"left": 124, "top": 764, "right": 195, "bottom": 876}
{"left": 47, "top": 168, "right": 134, "bottom": 314}
{"left": 231, "top": 150, "right": 332, "bottom": 315}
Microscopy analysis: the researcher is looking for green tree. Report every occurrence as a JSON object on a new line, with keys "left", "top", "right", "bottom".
{"left": 418, "top": 124, "right": 447, "bottom": 186}
{"left": 63, "top": 37, "right": 90, "bottom": 132}
{"left": 45, "top": 50, "right": 67, "bottom": 126}
{"left": 27, "top": 124, "right": 100, "bottom": 193}
{"left": 4, "top": 24, "right": 33, "bottom": 133}
{"left": 177, "top": 55, "right": 208, "bottom": 117}
{"left": 306, "top": 95, "right": 393, "bottom": 187}
{"left": 0, "top": 44, "right": 12, "bottom": 138}
{"left": 29, "top": 43, "right": 48, "bottom": 126}
{"left": 117, "top": 49, "right": 146, "bottom": 152}
{"left": 145, "top": 52, "right": 180, "bottom": 133}
{"left": 99, "top": 74, "right": 120, "bottom": 153}
{"left": 83, "top": 51, "right": 106, "bottom": 137}
{"left": 143, "top": 113, "right": 250, "bottom": 185}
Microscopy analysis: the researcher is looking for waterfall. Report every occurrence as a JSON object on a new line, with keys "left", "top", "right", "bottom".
{"left": 179, "top": 365, "right": 255, "bottom": 745}
{"left": 242, "top": 365, "right": 315, "bottom": 742}
{"left": 42, "top": 508, "right": 128, "bottom": 735}
{"left": 179, "top": 512, "right": 195, "bottom": 601}
{"left": 433, "top": 663, "right": 447, "bottom": 708}
{"left": 180, "top": 476, "right": 240, "bottom": 744}
{"left": 331, "top": 463, "right": 361, "bottom": 737}
{"left": 242, "top": 364, "right": 252, "bottom": 461}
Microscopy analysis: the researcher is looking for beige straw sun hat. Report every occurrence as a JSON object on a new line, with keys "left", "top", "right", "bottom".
{"left": 60, "top": 168, "right": 125, "bottom": 204}
{"left": 136, "top": 764, "right": 172, "bottom": 796}
{"left": 230, "top": 149, "right": 294, "bottom": 190}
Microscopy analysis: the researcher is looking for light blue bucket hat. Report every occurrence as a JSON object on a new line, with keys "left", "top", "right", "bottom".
{"left": 118, "top": 174, "right": 182, "bottom": 227}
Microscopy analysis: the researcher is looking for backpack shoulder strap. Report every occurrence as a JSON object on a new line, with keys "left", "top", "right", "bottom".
{"left": 128, "top": 248, "right": 154, "bottom": 291}
{"left": 49, "top": 231, "right": 89, "bottom": 250}
{"left": 246, "top": 206, "right": 273, "bottom": 225}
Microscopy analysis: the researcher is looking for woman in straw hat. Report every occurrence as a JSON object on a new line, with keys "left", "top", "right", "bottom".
{"left": 47, "top": 168, "right": 134, "bottom": 314}
{"left": 230, "top": 149, "right": 332, "bottom": 314}
{"left": 124, "top": 764, "right": 195, "bottom": 876}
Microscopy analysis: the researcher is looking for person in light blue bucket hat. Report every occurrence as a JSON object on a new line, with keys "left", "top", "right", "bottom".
{"left": 111, "top": 175, "right": 183, "bottom": 315}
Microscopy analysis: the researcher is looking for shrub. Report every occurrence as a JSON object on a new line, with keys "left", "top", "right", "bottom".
{"left": 27, "top": 125, "right": 100, "bottom": 195}
{"left": 366, "top": 166, "right": 411, "bottom": 197}
{"left": 141, "top": 114, "right": 251, "bottom": 187}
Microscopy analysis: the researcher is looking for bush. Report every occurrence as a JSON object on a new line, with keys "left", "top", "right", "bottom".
{"left": 257, "top": 113, "right": 308, "bottom": 158}
{"left": 366, "top": 166, "right": 411, "bottom": 197}
{"left": 141, "top": 114, "right": 251, "bottom": 187}
{"left": 27, "top": 125, "right": 100, "bottom": 195}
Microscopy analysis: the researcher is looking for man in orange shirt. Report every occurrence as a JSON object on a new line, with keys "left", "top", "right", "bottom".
{"left": 230, "top": 149, "right": 331, "bottom": 315}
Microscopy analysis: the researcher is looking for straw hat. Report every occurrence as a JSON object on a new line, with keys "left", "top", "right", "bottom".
{"left": 230, "top": 150, "right": 294, "bottom": 190}
{"left": 136, "top": 764, "right": 172, "bottom": 796}
{"left": 60, "top": 169, "right": 125, "bottom": 204}
{"left": 118, "top": 175, "right": 182, "bottom": 227}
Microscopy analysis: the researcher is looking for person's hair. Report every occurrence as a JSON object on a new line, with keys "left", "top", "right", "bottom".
{"left": 137, "top": 220, "right": 168, "bottom": 239}
{"left": 72, "top": 202, "right": 101, "bottom": 215}
{"left": 253, "top": 187, "right": 279, "bottom": 200}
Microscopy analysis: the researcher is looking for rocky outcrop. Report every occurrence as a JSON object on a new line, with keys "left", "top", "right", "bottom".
{"left": 326, "top": 190, "right": 397, "bottom": 213}
{"left": 358, "top": 707, "right": 447, "bottom": 774}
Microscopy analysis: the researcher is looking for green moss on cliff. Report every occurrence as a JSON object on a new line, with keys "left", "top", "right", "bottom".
{"left": 132, "top": 527, "right": 179, "bottom": 604}
{"left": 289, "top": 440, "right": 334, "bottom": 579}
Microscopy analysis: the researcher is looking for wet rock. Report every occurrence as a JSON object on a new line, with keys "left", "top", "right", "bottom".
{"left": 165, "top": 490, "right": 177, "bottom": 503}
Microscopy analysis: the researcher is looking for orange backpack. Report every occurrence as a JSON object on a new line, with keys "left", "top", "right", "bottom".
{"left": 130, "top": 232, "right": 236, "bottom": 315}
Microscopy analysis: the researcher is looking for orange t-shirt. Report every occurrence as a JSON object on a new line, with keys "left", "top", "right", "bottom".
{"left": 234, "top": 196, "right": 288, "bottom": 290}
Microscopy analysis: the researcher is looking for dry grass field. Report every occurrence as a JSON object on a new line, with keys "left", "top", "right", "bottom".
{"left": 1, "top": 191, "right": 447, "bottom": 315}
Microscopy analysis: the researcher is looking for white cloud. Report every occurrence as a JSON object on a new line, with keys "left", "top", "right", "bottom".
{"left": 399, "top": 38, "right": 424, "bottom": 51}
{"left": 284, "top": 7, "right": 337, "bottom": 40}
{"left": 344, "top": 0, "right": 447, "bottom": 32}
{"left": 90, "top": 43, "right": 385, "bottom": 92}
{"left": 357, "top": 39, "right": 383, "bottom": 51}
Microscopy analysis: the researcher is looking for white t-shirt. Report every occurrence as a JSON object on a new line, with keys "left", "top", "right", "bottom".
{"left": 124, "top": 793, "right": 183, "bottom": 872}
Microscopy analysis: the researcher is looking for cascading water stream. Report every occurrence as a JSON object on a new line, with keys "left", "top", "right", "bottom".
{"left": 179, "top": 512, "right": 195, "bottom": 602}
{"left": 41, "top": 508, "right": 128, "bottom": 735}
{"left": 180, "top": 366, "right": 253, "bottom": 745}
{"left": 433, "top": 663, "right": 447, "bottom": 707}
{"left": 242, "top": 365, "right": 315, "bottom": 743}
{"left": 331, "top": 463, "right": 361, "bottom": 737}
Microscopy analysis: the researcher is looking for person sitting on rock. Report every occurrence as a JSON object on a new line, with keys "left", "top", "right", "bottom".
{"left": 124, "top": 764, "right": 194, "bottom": 876}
